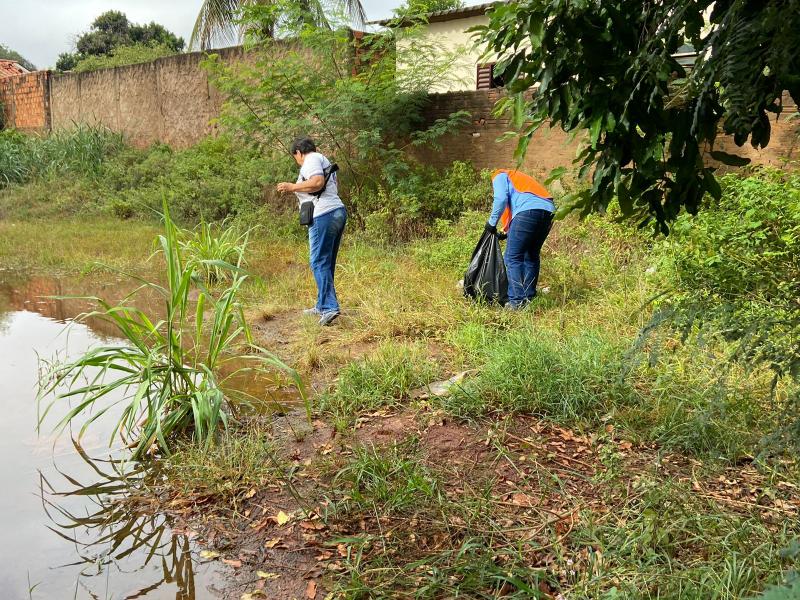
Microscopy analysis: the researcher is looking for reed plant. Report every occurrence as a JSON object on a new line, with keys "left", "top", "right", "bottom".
{"left": 179, "top": 218, "right": 251, "bottom": 283}
{"left": 37, "top": 200, "right": 305, "bottom": 459}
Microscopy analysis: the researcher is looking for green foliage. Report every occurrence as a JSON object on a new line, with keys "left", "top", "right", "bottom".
{"left": 163, "top": 426, "right": 283, "bottom": 504}
{"left": 37, "top": 201, "right": 303, "bottom": 459}
{"left": 571, "top": 477, "right": 800, "bottom": 598}
{"left": 204, "top": 15, "right": 469, "bottom": 227}
{"left": 392, "top": 0, "right": 463, "bottom": 19}
{"left": 333, "top": 441, "right": 441, "bottom": 514}
{"left": 57, "top": 10, "right": 183, "bottom": 72}
{"left": 448, "top": 329, "right": 628, "bottom": 421}
{"left": 646, "top": 168, "right": 800, "bottom": 449}
{"left": 0, "top": 127, "right": 125, "bottom": 187}
{"left": 478, "top": 0, "right": 800, "bottom": 231}
{"left": 320, "top": 341, "right": 438, "bottom": 427}
{"left": 0, "top": 43, "right": 36, "bottom": 71}
{"left": 99, "top": 136, "right": 277, "bottom": 221}
{"left": 191, "top": 0, "right": 366, "bottom": 50}
{"left": 72, "top": 43, "right": 178, "bottom": 73}
{"left": 76, "top": 10, "right": 184, "bottom": 56}
{"left": 180, "top": 219, "right": 251, "bottom": 283}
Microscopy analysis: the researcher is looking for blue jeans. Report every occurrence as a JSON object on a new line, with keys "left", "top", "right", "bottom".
{"left": 309, "top": 207, "right": 347, "bottom": 313}
{"left": 504, "top": 209, "right": 552, "bottom": 306}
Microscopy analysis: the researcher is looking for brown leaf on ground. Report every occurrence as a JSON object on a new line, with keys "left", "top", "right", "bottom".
{"left": 222, "top": 558, "right": 243, "bottom": 568}
{"left": 305, "top": 579, "right": 318, "bottom": 599}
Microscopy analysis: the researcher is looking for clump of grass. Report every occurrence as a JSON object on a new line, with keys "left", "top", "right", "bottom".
{"left": 161, "top": 425, "right": 282, "bottom": 506}
{"left": 568, "top": 477, "right": 800, "bottom": 598}
{"left": 331, "top": 441, "right": 441, "bottom": 515}
{"left": 0, "top": 126, "right": 124, "bottom": 187}
{"left": 319, "top": 341, "right": 438, "bottom": 428}
{"left": 37, "top": 200, "right": 304, "bottom": 459}
{"left": 447, "top": 328, "right": 629, "bottom": 422}
{"left": 179, "top": 218, "right": 251, "bottom": 283}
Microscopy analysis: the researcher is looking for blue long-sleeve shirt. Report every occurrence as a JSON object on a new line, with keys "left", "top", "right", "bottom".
{"left": 488, "top": 172, "right": 555, "bottom": 227}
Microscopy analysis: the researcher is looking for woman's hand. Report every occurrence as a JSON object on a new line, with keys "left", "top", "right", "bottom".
{"left": 276, "top": 182, "right": 296, "bottom": 193}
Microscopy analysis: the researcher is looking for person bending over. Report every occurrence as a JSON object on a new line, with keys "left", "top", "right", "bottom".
{"left": 485, "top": 169, "right": 555, "bottom": 309}
{"left": 277, "top": 137, "right": 347, "bottom": 326}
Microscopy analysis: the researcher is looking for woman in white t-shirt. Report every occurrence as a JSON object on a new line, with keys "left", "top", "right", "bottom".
{"left": 277, "top": 137, "right": 347, "bottom": 326}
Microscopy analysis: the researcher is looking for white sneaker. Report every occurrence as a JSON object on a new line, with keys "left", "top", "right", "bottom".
{"left": 318, "top": 311, "right": 340, "bottom": 326}
{"left": 303, "top": 307, "right": 320, "bottom": 316}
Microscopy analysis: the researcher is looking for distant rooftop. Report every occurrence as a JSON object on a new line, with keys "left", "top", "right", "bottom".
{"left": 370, "top": 1, "right": 503, "bottom": 27}
{"left": 0, "top": 59, "right": 30, "bottom": 78}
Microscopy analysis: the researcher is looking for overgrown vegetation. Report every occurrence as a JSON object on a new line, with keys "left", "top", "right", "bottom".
{"left": 36, "top": 202, "right": 303, "bottom": 459}
{"left": 4, "top": 12, "right": 800, "bottom": 594}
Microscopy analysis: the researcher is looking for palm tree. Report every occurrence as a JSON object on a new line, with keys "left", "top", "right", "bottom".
{"left": 191, "top": 0, "right": 366, "bottom": 49}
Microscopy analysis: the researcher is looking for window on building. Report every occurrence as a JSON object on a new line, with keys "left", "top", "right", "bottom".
{"left": 476, "top": 63, "right": 504, "bottom": 90}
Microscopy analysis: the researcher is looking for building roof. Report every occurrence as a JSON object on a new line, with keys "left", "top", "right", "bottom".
{"left": 0, "top": 59, "right": 30, "bottom": 78}
{"left": 370, "top": 1, "right": 503, "bottom": 27}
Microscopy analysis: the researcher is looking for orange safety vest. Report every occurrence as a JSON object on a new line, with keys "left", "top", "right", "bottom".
{"left": 492, "top": 169, "right": 551, "bottom": 233}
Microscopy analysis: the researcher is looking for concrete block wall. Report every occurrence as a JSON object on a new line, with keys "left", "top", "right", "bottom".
{"left": 0, "top": 71, "right": 51, "bottom": 132}
{"left": 48, "top": 46, "right": 246, "bottom": 148}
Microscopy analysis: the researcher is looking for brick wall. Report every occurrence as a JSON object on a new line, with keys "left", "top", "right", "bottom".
{"left": 0, "top": 71, "right": 51, "bottom": 132}
{"left": 415, "top": 90, "right": 800, "bottom": 179}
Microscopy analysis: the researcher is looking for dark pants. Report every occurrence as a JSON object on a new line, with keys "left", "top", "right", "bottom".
{"left": 504, "top": 209, "right": 552, "bottom": 306}
{"left": 308, "top": 207, "right": 347, "bottom": 313}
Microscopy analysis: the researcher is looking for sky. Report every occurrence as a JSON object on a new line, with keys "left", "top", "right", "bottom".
{"left": 0, "top": 1, "right": 485, "bottom": 69}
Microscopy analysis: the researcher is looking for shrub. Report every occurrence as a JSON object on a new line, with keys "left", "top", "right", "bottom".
{"left": 72, "top": 43, "right": 177, "bottom": 73}
{"left": 649, "top": 168, "right": 800, "bottom": 450}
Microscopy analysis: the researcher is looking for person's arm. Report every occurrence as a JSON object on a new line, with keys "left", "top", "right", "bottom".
{"left": 276, "top": 154, "right": 325, "bottom": 193}
{"left": 277, "top": 175, "right": 324, "bottom": 194}
{"left": 487, "top": 173, "right": 510, "bottom": 227}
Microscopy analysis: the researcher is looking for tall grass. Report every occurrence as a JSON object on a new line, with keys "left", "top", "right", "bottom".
{"left": 179, "top": 219, "right": 251, "bottom": 283}
{"left": 37, "top": 200, "right": 305, "bottom": 459}
{"left": 0, "top": 127, "right": 124, "bottom": 187}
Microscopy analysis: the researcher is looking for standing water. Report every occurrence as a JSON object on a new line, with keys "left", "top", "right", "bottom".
{"left": 0, "top": 274, "right": 228, "bottom": 599}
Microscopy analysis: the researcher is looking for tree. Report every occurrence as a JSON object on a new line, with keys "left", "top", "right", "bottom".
{"left": 56, "top": 11, "right": 185, "bottom": 72}
{"left": 191, "top": 0, "right": 366, "bottom": 50}
{"left": 0, "top": 44, "right": 36, "bottom": 71}
{"left": 478, "top": 0, "right": 800, "bottom": 232}
{"left": 393, "top": 0, "right": 463, "bottom": 19}
{"left": 75, "top": 11, "right": 184, "bottom": 57}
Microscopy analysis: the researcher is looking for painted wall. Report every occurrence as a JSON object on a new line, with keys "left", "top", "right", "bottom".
{"left": 397, "top": 15, "right": 490, "bottom": 93}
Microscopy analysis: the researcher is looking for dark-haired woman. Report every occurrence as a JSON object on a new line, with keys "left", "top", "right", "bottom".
{"left": 277, "top": 137, "right": 347, "bottom": 326}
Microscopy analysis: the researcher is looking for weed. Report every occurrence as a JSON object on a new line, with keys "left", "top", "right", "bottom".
{"left": 319, "top": 341, "right": 438, "bottom": 428}
{"left": 36, "top": 201, "right": 303, "bottom": 458}
{"left": 332, "top": 440, "right": 441, "bottom": 515}
{"left": 161, "top": 424, "right": 282, "bottom": 508}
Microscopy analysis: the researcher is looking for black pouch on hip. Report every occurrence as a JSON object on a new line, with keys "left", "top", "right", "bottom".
{"left": 298, "top": 162, "right": 339, "bottom": 227}
{"left": 299, "top": 200, "right": 315, "bottom": 226}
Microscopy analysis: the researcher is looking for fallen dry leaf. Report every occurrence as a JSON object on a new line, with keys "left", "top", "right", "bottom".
{"left": 300, "top": 520, "right": 326, "bottom": 530}
{"left": 265, "top": 538, "right": 282, "bottom": 548}
{"left": 199, "top": 550, "right": 220, "bottom": 560}
{"left": 256, "top": 571, "right": 280, "bottom": 580}
{"left": 244, "top": 488, "right": 257, "bottom": 499}
{"left": 275, "top": 510, "right": 291, "bottom": 526}
{"left": 306, "top": 580, "right": 318, "bottom": 599}
{"left": 222, "top": 558, "right": 243, "bottom": 568}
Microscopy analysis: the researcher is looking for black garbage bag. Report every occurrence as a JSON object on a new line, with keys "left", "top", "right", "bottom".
{"left": 464, "top": 230, "right": 508, "bottom": 305}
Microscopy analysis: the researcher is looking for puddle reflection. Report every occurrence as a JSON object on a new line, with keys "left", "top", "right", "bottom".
{"left": 38, "top": 441, "right": 219, "bottom": 600}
